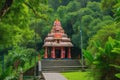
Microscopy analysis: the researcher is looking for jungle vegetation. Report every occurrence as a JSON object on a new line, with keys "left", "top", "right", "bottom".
{"left": 0, "top": 0, "right": 120, "bottom": 80}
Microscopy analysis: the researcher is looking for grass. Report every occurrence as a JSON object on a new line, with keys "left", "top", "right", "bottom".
{"left": 62, "top": 71, "right": 94, "bottom": 80}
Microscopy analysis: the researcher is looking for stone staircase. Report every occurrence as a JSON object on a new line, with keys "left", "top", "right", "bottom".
{"left": 41, "top": 59, "right": 82, "bottom": 72}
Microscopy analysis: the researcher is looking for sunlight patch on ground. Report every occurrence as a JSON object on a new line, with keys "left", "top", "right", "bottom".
{"left": 62, "top": 71, "right": 94, "bottom": 80}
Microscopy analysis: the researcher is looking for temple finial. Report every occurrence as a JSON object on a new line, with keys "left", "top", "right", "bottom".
{"left": 56, "top": 19, "right": 59, "bottom": 22}
{"left": 54, "top": 19, "right": 61, "bottom": 26}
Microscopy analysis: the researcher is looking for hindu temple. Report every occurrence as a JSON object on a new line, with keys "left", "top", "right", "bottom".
{"left": 43, "top": 19, "right": 73, "bottom": 59}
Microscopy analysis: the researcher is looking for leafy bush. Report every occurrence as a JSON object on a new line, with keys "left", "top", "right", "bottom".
{"left": 84, "top": 37, "right": 120, "bottom": 80}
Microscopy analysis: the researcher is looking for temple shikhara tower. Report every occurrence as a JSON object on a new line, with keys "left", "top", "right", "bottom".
{"left": 43, "top": 19, "right": 73, "bottom": 59}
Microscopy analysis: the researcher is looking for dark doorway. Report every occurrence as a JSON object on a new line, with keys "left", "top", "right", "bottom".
{"left": 65, "top": 47, "right": 68, "bottom": 58}
{"left": 55, "top": 49, "right": 61, "bottom": 58}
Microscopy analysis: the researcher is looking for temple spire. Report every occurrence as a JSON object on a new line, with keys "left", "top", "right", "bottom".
{"left": 54, "top": 19, "right": 61, "bottom": 26}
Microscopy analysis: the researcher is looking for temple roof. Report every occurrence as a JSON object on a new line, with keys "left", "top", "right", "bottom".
{"left": 43, "top": 42, "right": 73, "bottom": 47}
{"left": 43, "top": 19, "right": 73, "bottom": 47}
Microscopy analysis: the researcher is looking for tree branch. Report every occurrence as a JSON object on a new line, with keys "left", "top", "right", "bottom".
{"left": 24, "top": 2, "right": 40, "bottom": 17}
{"left": 24, "top": 2, "right": 47, "bottom": 20}
{"left": 0, "top": 0, "right": 13, "bottom": 18}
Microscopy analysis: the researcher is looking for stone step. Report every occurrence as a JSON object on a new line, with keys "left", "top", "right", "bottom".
{"left": 42, "top": 67, "right": 81, "bottom": 72}
{"left": 41, "top": 59, "right": 81, "bottom": 72}
{"left": 41, "top": 59, "right": 80, "bottom": 66}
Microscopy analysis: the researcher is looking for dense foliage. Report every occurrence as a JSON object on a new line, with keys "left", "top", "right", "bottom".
{"left": 0, "top": 0, "right": 120, "bottom": 80}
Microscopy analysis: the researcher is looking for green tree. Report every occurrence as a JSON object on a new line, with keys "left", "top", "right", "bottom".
{"left": 113, "top": 1, "right": 120, "bottom": 22}
{"left": 0, "top": 0, "right": 50, "bottom": 79}
{"left": 86, "top": 22, "right": 120, "bottom": 80}
{"left": 101, "top": 0, "right": 117, "bottom": 16}
{"left": 84, "top": 37, "right": 120, "bottom": 80}
{"left": 56, "top": 1, "right": 113, "bottom": 50}
{"left": 0, "top": 0, "right": 50, "bottom": 49}
{"left": 87, "top": 23, "right": 119, "bottom": 52}
{"left": 0, "top": 47, "right": 37, "bottom": 79}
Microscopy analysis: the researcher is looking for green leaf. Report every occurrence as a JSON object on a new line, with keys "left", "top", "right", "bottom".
{"left": 83, "top": 49, "right": 94, "bottom": 63}
{"left": 108, "top": 36, "right": 114, "bottom": 47}
{"left": 105, "top": 41, "right": 113, "bottom": 54}
{"left": 112, "top": 48, "right": 120, "bottom": 54}
{"left": 109, "top": 64, "right": 120, "bottom": 69}
{"left": 93, "top": 61, "right": 100, "bottom": 65}
{"left": 98, "top": 47, "right": 105, "bottom": 54}
{"left": 115, "top": 73, "right": 120, "bottom": 79}
{"left": 93, "top": 40, "right": 101, "bottom": 49}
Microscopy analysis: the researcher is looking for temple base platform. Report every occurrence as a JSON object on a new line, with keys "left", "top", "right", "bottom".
{"left": 41, "top": 59, "right": 84, "bottom": 72}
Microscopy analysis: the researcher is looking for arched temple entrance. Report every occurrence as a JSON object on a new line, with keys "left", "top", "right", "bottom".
{"left": 43, "top": 19, "right": 73, "bottom": 59}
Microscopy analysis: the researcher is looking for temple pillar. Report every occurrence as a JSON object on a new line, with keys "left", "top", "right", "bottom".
{"left": 61, "top": 47, "right": 65, "bottom": 58}
{"left": 67, "top": 47, "right": 71, "bottom": 58}
{"left": 63, "top": 50, "right": 65, "bottom": 58}
{"left": 44, "top": 47, "right": 48, "bottom": 58}
{"left": 51, "top": 47, "right": 55, "bottom": 58}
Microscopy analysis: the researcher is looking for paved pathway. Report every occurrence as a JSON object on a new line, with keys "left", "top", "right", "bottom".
{"left": 43, "top": 73, "right": 67, "bottom": 80}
